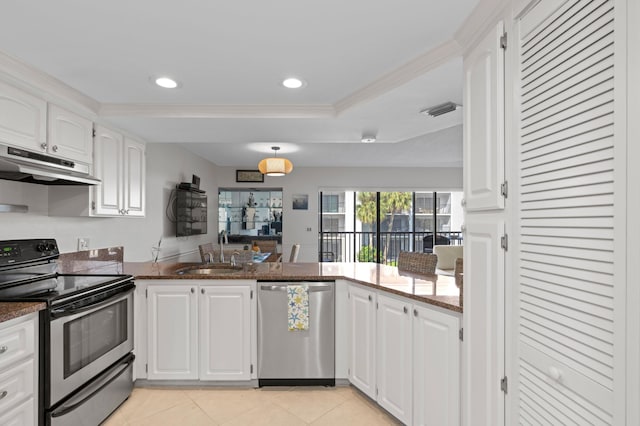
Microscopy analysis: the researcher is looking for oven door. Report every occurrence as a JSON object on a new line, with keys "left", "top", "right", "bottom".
{"left": 49, "top": 283, "right": 134, "bottom": 406}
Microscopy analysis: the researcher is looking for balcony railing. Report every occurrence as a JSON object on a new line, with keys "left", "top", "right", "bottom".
{"left": 319, "top": 231, "right": 462, "bottom": 263}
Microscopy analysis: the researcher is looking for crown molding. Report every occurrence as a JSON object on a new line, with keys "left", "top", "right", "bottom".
{"left": 454, "top": 0, "right": 511, "bottom": 56}
{"left": 99, "top": 103, "right": 336, "bottom": 118}
{"left": 333, "top": 39, "right": 462, "bottom": 115}
{"left": 0, "top": 50, "right": 100, "bottom": 115}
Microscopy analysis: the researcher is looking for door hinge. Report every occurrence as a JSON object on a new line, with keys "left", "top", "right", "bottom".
{"left": 500, "top": 376, "right": 508, "bottom": 394}
{"left": 459, "top": 328, "right": 464, "bottom": 341}
{"left": 145, "top": 363, "right": 148, "bottom": 373}
{"left": 501, "top": 181, "right": 508, "bottom": 198}
{"left": 92, "top": 128, "right": 96, "bottom": 138}
{"left": 376, "top": 387, "right": 378, "bottom": 396}
{"left": 501, "top": 234, "right": 508, "bottom": 251}
{"left": 348, "top": 368, "right": 351, "bottom": 376}
{"left": 91, "top": 201, "right": 96, "bottom": 210}
{"left": 250, "top": 364, "right": 254, "bottom": 374}
{"left": 145, "top": 288, "right": 148, "bottom": 298}
{"left": 250, "top": 290, "right": 253, "bottom": 299}
{"left": 376, "top": 302, "right": 379, "bottom": 309}
{"left": 500, "top": 32, "right": 507, "bottom": 50}
{"left": 348, "top": 292, "right": 350, "bottom": 299}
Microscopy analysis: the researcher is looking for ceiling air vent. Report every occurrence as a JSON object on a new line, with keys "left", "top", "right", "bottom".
{"left": 420, "top": 101, "right": 460, "bottom": 117}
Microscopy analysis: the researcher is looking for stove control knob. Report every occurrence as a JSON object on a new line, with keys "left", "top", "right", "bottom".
{"left": 45, "top": 242, "right": 56, "bottom": 252}
{"left": 36, "top": 243, "right": 47, "bottom": 252}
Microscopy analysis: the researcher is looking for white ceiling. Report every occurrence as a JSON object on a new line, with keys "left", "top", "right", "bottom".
{"left": 0, "top": 0, "right": 481, "bottom": 168}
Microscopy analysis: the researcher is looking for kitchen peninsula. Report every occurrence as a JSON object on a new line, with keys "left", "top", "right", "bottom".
{"left": 125, "top": 261, "right": 461, "bottom": 312}
{"left": 127, "top": 260, "right": 461, "bottom": 425}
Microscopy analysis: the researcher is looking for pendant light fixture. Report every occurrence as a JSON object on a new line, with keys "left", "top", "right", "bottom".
{"left": 258, "top": 146, "right": 293, "bottom": 176}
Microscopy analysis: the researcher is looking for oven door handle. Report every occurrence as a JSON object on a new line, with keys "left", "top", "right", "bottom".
{"left": 50, "top": 282, "right": 135, "bottom": 319}
{"left": 50, "top": 353, "right": 135, "bottom": 418}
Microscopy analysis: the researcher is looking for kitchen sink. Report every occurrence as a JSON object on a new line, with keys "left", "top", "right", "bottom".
{"left": 175, "top": 264, "right": 244, "bottom": 275}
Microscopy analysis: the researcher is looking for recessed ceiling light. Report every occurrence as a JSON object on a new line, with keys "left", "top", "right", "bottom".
{"left": 361, "top": 136, "right": 376, "bottom": 143}
{"left": 282, "top": 78, "right": 305, "bottom": 89}
{"left": 155, "top": 77, "right": 178, "bottom": 89}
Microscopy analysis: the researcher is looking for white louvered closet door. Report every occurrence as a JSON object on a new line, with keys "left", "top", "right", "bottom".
{"left": 515, "top": 0, "right": 619, "bottom": 424}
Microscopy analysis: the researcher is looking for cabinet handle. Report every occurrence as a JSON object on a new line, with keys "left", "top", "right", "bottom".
{"left": 52, "top": 145, "right": 59, "bottom": 152}
{"left": 403, "top": 306, "right": 408, "bottom": 314}
{"left": 461, "top": 198, "right": 466, "bottom": 207}
{"left": 368, "top": 295, "right": 372, "bottom": 302}
{"left": 0, "top": 345, "right": 7, "bottom": 354}
{"left": 40, "top": 143, "right": 47, "bottom": 150}
{"left": 0, "top": 390, "right": 7, "bottom": 400}
{"left": 190, "top": 288, "right": 195, "bottom": 293}
{"left": 125, "top": 209, "right": 130, "bottom": 214}
{"left": 413, "top": 309, "right": 418, "bottom": 317}
{"left": 201, "top": 288, "right": 205, "bottom": 294}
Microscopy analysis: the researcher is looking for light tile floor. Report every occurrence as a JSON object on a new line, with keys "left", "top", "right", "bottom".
{"left": 103, "top": 386, "right": 402, "bottom": 426}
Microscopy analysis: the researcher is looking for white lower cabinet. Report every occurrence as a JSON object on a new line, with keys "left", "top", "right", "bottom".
{"left": 347, "top": 285, "right": 377, "bottom": 399}
{"left": 0, "top": 313, "right": 38, "bottom": 425}
{"left": 347, "top": 284, "right": 461, "bottom": 426}
{"left": 144, "top": 280, "right": 255, "bottom": 382}
{"left": 413, "top": 303, "right": 461, "bottom": 426}
{"left": 199, "top": 285, "right": 252, "bottom": 381}
{"left": 376, "top": 294, "right": 413, "bottom": 425}
{"left": 147, "top": 284, "right": 198, "bottom": 380}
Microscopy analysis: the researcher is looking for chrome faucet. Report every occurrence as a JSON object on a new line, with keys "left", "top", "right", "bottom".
{"left": 219, "top": 231, "right": 228, "bottom": 263}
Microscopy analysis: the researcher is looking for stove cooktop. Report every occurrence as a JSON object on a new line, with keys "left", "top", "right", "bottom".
{"left": 0, "top": 273, "right": 133, "bottom": 302}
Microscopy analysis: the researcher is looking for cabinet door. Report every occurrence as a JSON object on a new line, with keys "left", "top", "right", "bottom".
{"left": 463, "top": 21, "right": 505, "bottom": 211}
{"left": 413, "top": 304, "right": 460, "bottom": 426}
{"left": 462, "top": 216, "right": 504, "bottom": 426}
{"left": 93, "top": 125, "right": 123, "bottom": 216}
{"left": 0, "top": 398, "right": 35, "bottom": 426}
{"left": 376, "top": 294, "right": 412, "bottom": 425}
{"left": 47, "top": 104, "right": 93, "bottom": 164}
{"left": 199, "top": 285, "right": 251, "bottom": 381}
{"left": 147, "top": 285, "right": 198, "bottom": 380}
{"left": 0, "top": 80, "right": 46, "bottom": 151}
{"left": 514, "top": 0, "right": 619, "bottom": 423}
{"left": 348, "top": 285, "right": 376, "bottom": 399}
{"left": 123, "top": 137, "right": 145, "bottom": 217}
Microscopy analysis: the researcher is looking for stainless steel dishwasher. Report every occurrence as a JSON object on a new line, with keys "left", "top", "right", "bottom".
{"left": 258, "top": 281, "right": 335, "bottom": 386}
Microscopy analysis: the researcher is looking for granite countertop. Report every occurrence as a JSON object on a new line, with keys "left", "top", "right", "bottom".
{"left": 125, "top": 261, "right": 462, "bottom": 313}
{"left": 0, "top": 302, "right": 46, "bottom": 323}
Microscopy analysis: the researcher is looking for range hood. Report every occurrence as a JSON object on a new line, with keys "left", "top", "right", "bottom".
{"left": 0, "top": 144, "right": 100, "bottom": 186}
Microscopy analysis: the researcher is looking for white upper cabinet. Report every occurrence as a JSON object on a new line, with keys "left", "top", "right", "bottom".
{"left": 47, "top": 104, "right": 93, "bottom": 164}
{"left": 123, "top": 137, "right": 145, "bottom": 216}
{"left": 93, "top": 125, "right": 146, "bottom": 217}
{"left": 0, "top": 80, "right": 46, "bottom": 150}
{"left": 463, "top": 21, "right": 505, "bottom": 212}
{"left": 93, "top": 125, "right": 123, "bottom": 216}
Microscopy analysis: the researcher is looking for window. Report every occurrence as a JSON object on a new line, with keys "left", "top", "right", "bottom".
{"left": 319, "top": 190, "right": 463, "bottom": 264}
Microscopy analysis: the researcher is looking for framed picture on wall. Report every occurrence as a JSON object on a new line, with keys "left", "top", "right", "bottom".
{"left": 236, "top": 170, "right": 264, "bottom": 183}
{"left": 292, "top": 194, "right": 309, "bottom": 210}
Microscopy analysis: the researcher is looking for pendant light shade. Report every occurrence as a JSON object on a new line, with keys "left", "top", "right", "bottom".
{"left": 258, "top": 146, "right": 293, "bottom": 176}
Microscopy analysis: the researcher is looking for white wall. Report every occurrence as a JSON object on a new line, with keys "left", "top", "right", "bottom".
{"left": 0, "top": 143, "right": 220, "bottom": 262}
{"left": 214, "top": 166, "right": 462, "bottom": 262}
{"left": 0, "top": 143, "right": 461, "bottom": 262}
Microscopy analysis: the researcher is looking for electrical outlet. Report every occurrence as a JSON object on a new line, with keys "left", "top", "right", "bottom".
{"left": 77, "top": 238, "right": 90, "bottom": 251}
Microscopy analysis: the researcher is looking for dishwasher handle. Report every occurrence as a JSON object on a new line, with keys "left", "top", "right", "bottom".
{"left": 260, "top": 283, "right": 332, "bottom": 292}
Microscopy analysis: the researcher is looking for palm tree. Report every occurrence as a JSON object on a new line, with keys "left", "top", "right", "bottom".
{"left": 356, "top": 192, "right": 412, "bottom": 263}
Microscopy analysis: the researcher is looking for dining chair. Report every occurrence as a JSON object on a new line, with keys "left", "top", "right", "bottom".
{"left": 277, "top": 243, "right": 301, "bottom": 263}
{"left": 397, "top": 251, "right": 438, "bottom": 275}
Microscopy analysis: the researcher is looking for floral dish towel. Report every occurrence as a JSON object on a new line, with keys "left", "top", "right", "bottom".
{"left": 287, "top": 284, "right": 309, "bottom": 331}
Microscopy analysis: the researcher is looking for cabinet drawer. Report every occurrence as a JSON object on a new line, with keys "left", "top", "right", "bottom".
{"left": 0, "top": 396, "right": 35, "bottom": 426}
{"left": 0, "top": 317, "right": 35, "bottom": 371}
{"left": 0, "top": 357, "right": 35, "bottom": 413}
